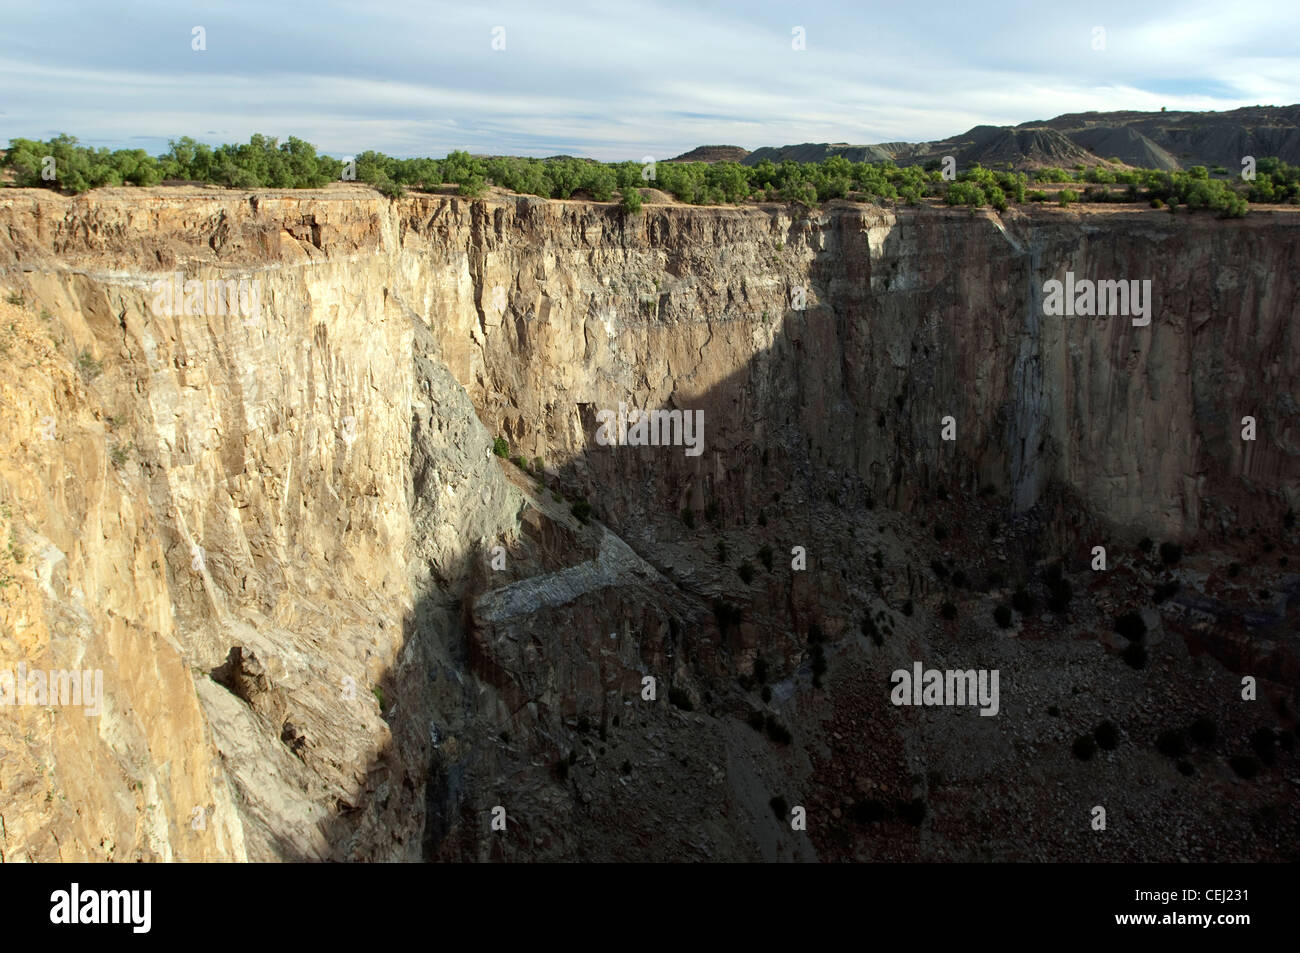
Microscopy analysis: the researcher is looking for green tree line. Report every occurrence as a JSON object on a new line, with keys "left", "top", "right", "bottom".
{"left": 2, "top": 134, "right": 342, "bottom": 192}
{"left": 5, "top": 133, "right": 1296, "bottom": 218}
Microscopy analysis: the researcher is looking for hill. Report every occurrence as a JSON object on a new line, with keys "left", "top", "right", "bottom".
{"left": 669, "top": 145, "right": 750, "bottom": 163}
{"left": 710, "top": 104, "right": 1300, "bottom": 172}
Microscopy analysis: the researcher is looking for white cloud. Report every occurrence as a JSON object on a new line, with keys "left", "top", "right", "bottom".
{"left": 0, "top": 0, "right": 1295, "bottom": 158}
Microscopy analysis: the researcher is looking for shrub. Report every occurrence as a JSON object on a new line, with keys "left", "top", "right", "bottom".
{"left": 76, "top": 349, "right": 102, "bottom": 381}
{"left": 738, "top": 561, "right": 755, "bottom": 584}
{"left": 758, "top": 544, "right": 773, "bottom": 571}
{"left": 554, "top": 758, "right": 569, "bottom": 781}
{"left": 1189, "top": 716, "right": 1217, "bottom": 747}
{"left": 1044, "top": 566, "right": 1073, "bottom": 613}
{"left": 619, "top": 187, "right": 643, "bottom": 214}
{"left": 620, "top": 759, "right": 632, "bottom": 775}
{"left": 939, "top": 601, "right": 957, "bottom": 620}
{"left": 898, "top": 798, "right": 927, "bottom": 826}
{"left": 1011, "top": 587, "right": 1035, "bottom": 614}
{"left": 902, "top": 600, "right": 914, "bottom": 617}
{"left": 1072, "top": 735, "right": 1097, "bottom": 760}
{"left": 1094, "top": 721, "right": 1120, "bottom": 750}
{"left": 930, "top": 559, "right": 949, "bottom": 580}
{"left": 1250, "top": 727, "right": 1277, "bottom": 765}
{"left": 570, "top": 499, "right": 592, "bottom": 524}
{"left": 764, "top": 714, "right": 792, "bottom": 745}
{"left": 1228, "top": 755, "right": 1259, "bottom": 779}
{"left": 945, "top": 181, "right": 987, "bottom": 208}
{"left": 1159, "top": 541, "right": 1183, "bottom": 565}
{"left": 1153, "top": 580, "right": 1180, "bottom": 603}
{"left": 456, "top": 175, "right": 485, "bottom": 198}
{"left": 510, "top": 455, "right": 526, "bottom": 470}
{"left": 681, "top": 508, "right": 695, "bottom": 529}
{"left": 851, "top": 798, "right": 889, "bottom": 824}
{"left": 1114, "top": 611, "right": 1146, "bottom": 641}
{"left": 713, "top": 599, "right": 741, "bottom": 629}
{"left": 716, "top": 539, "right": 728, "bottom": 564}
{"left": 747, "top": 710, "right": 765, "bottom": 731}
{"left": 1058, "top": 188, "right": 1079, "bottom": 207}
{"left": 769, "top": 795, "right": 789, "bottom": 821}
{"left": 1156, "top": 729, "right": 1188, "bottom": 759}
{"left": 492, "top": 436, "right": 509, "bottom": 457}
{"left": 1027, "top": 189, "right": 1048, "bottom": 202}
{"left": 1122, "top": 642, "right": 1148, "bottom": 669}
{"left": 1138, "top": 537, "right": 1153, "bottom": 554}
{"left": 760, "top": 685, "right": 772, "bottom": 703}
{"left": 993, "top": 604, "right": 1013, "bottom": 628}
{"left": 810, "top": 643, "right": 827, "bottom": 686}
{"left": 667, "top": 687, "right": 693, "bottom": 711}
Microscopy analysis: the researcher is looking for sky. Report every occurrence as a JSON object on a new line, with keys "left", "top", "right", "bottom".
{"left": 1, "top": 0, "right": 1297, "bottom": 161}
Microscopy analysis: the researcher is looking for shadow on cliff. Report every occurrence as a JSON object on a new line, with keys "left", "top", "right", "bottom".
{"left": 306, "top": 201, "right": 1298, "bottom": 862}
{"left": 303, "top": 211, "right": 1022, "bottom": 860}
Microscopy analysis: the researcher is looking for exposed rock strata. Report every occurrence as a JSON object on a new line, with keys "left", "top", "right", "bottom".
{"left": 0, "top": 187, "right": 1295, "bottom": 861}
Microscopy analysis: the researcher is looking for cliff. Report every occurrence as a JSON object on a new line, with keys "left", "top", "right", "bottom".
{"left": 0, "top": 185, "right": 1295, "bottom": 861}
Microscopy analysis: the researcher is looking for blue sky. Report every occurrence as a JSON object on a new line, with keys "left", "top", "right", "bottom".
{"left": 2, "top": 0, "right": 1297, "bottom": 160}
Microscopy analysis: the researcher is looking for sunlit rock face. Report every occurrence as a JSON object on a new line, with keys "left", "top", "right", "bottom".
{"left": 0, "top": 187, "right": 1295, "bottom": 862}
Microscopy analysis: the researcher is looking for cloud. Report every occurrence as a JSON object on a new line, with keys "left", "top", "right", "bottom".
{"left": 0, "top": 0, "right": 1295, "bottom": 159}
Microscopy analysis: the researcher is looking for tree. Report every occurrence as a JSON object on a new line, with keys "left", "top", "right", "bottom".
{"left": 945, "top": 181, "right": 986, "bottom": 207}
{"left": 620, "top": 187, "right": 643, "bottom": 214}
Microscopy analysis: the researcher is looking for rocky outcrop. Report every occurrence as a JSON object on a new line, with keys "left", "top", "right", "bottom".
{"left": 0, "top": 186, "right": 1295, "bottom": 862}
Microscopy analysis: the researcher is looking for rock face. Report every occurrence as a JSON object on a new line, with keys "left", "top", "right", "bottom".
{"left": 0, "top": 186, "right": 1296, "bottom": 862}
